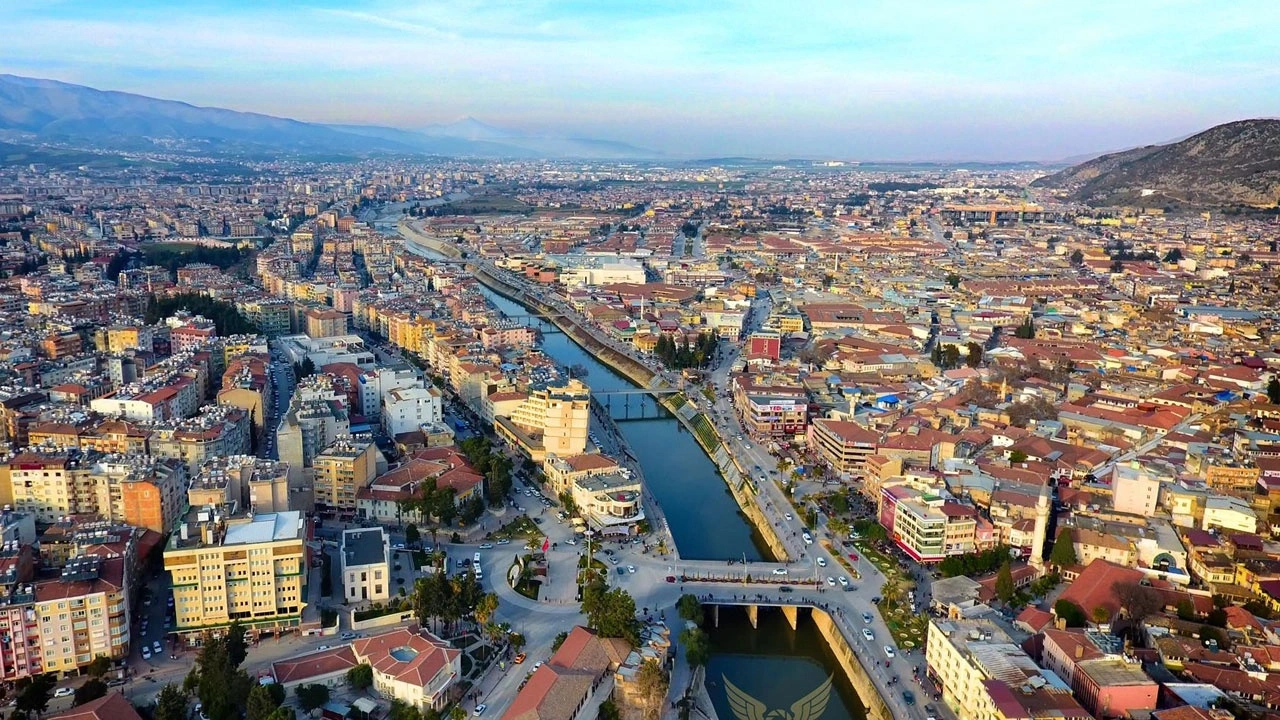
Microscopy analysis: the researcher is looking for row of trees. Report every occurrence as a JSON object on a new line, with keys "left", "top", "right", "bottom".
{"left": 654, "top": 332, "right": 719, "bottom": 370}
{"left": 937, "top": 545, "right": 1013, "bottom": 579}
{"left": 413, "top": 569, "right": 496, "bottom": 638}
{"left": 145, "top": 292, "right": 259, "bottom": 336}
{"left": 931, "top": 342, "right": 984, "bottom": 369}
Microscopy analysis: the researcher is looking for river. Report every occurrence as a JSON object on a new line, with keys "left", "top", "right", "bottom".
{"left": 477, "top": 287, "right": 769, "bottom": 562}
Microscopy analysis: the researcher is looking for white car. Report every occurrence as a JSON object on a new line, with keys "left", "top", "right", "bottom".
{"left": 627, "top": 565, "right": 636, "bottom": 573}
{"left": 884, "top": 645, "right": 896, "bottom": 658}
{"left": 473, "top": 704, "right": 487, "bottom": 716}
{"left": 478, "top": 543, "right": 494, "bottom": 550}
{"left": 784, "top": 513, "right": 793, "bottom": 521}
{"left": 54, "top": 687, "right": 74, "bottom": 698}
{"left": 838, "top": 576, "right": 849, "bottom": 588}
{"left": 153, "top": 641, "right": 162, "bottom": 655}
{"left": 496, "top": 539, "right": 511, "bottom": 545}
{"left": 772, "top": 568, "right": 788, "bottom": 576}
{"left": 816, "top": 557, "right": 827, "bottom": 567}
{"left": 141, "top": 648, "right": 151, "bottom": 660}
{"left": 862, "top": 628, "right": 874, "bottom": 641}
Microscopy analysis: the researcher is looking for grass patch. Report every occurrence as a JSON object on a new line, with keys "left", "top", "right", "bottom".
{"left": 690, "top": 413, "right": 722, "bottom": 453}
{"left": 493, "top": 515, "right": 541, "bottom": 540}
{"left": 855, "top": 541, "right": 926, "bottom": 649}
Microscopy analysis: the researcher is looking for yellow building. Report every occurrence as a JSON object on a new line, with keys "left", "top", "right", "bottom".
{"left": 313, "top": 436, "right": 378, "bottom": 510}
{"left": 34, "top": 555, "right": 132, "bottom": 675}
{"left": 495, "top": 379, "right": 590, "bottom": 462}
{"left": 164, "top": 508, "right": 307, "bottom": 638}
{"left": 105, "top": 325, "right": 153, "bottom": 354}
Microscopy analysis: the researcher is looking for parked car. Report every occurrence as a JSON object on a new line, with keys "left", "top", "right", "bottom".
{"left": 54, "top": 687, "right": 74, "bottom": 698}
{"left": 473, "top": 704, "right": 487, "bottom": 716}
{"left": 513, "top": 653, "right": 527, "bottom": 664}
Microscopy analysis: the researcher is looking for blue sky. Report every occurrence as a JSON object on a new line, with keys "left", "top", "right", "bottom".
{"left": 4, "top": 0, "right": 1280, "bottom": 160}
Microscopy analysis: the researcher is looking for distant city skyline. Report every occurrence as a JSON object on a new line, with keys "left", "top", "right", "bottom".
{"left": 4, "top": 0, "right": 1279, "bottom": 161}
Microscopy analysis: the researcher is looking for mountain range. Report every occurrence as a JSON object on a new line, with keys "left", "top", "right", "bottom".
{"left": 0, "top": 74, "right": 656, "bottom": 160}
{"left": 1032, "top": 119, "right": 1280, "bottom": 208}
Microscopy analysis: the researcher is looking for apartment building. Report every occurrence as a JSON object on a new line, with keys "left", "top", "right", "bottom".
{"left": 304, "top": 308, "right": 348, "bottom": 339}
{"left": 382, "top": 385, "right": 444, "bottom": 438}
{"left": 881, "top": 485, "right": 980, "bottom": 562}
{"left": 731, "top": 375, "right": 808, "bottom": 439}
{"left": 33, "top": 555, "right": 131, "bottom": 676}
{"left": 164, "top": 507, "right": 307, "bottom": 638}
{"left": 340, "top": 527, "right": 389, "bottom": 603}
{"left": 495, "top": 379, "right": 590, "bottom": 462}
{"left": 927, "top": 618, "right": 1065, "bottom": 720}
{"left": 313, "top": 436, "right": 379, "bottom": 510}
{"left": 148, "top": 405, "right": 252, "bottom": 476}
{"left": 277, "top": 376, "right": 351, "bottom": 486}
{"left": 808, "top": 418, "right": 880, "bottom": 476}
{"left": 6, "top": 451, "right": 187, "bottom": 532}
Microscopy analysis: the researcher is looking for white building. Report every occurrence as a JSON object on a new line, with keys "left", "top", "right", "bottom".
{"left": 1202, "top": 494, "right": 1258, "bottom": 534}
{"left": 382, "top": 385, "right": 443, "bottom": 438}
{"left": 340, "top": 527, "right": 390, "bottom": 603}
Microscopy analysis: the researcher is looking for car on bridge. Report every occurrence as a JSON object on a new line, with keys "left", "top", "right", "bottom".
{"left": 862, "top": 612, "right": 873, "bottom": 624}
{"left": 862, "top": 628, "right": 874, "bottom": 641}
{"left": 816, "top": 557, "right": 826, "bottom": 567}
{"left": 902, "top": 691, "right": 915, "bottom": 706}
{"left": 772, "top": 568, "right": 788, "bottom": 575}
{"left": 884, "top": 645, "right": 896, "bottom": 658}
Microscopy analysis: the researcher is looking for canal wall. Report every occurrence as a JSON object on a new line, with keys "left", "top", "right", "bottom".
{"left": 661, "top": 399, "right": 792, "bottom": 564}
{"left": 397, "top": 218, "right": 463, "bottom": 259}
{"left": 810, "top": 608, "right": 894, "bottom": 720}
{"left": 471, "top": 265, "right": 789, "bottom": 563}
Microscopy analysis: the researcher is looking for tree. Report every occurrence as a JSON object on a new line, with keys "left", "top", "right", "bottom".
{"left": 1109, "top": 260, "right": 1125, "bottom": 274}
{"left": 1070, "top": 249, "right": 1085, "bottom": 266}
{"left": 677, "top": 594, "right": 703, "bottom": 624}
{"left": 85, "top": 654, "right": 112, "bottom": 678}
{"left": 1206, "top": 607, "right": 1228, "bottom": 628}
{"left": 388, "top": 699, "right": 424, "bottom": 720}
{"left": 226, "top": 620, "right": 249, "bottom": 668}
{"left": 509, "top": 632, "right": 527, "bottom": 653}
{"left": 296, "top": 684, "right": 330, "bottom": 712}
{"left": 1013, "top": 316, "right": 1036, "bottom": 339}
{"left": 994, "top": 561, "right": 1015, "bottom": 603}
{"left": 551, "top": 631, "right": 569, "bottom": 652}
{"left": 941, "top": 344, "right": 961, "bottom": 369}
{"left": 1054, "top": 599, "right": 1087, "bottom": 628}
{"left": 1268, "top": 376, "right": 1280, "bottom": 405}
{"left": 1008, "top": 450, "right": 1028, "bottom": 464}
{"left": 190, "top": 632, "right": 253, "bottom": 720}
{"left": 405, "top": 523, "right": 420, "bottom": 548}
{"left": 1176, "top": 598, "right": 1197, "bottom": 621}
{"left": 598, "top": 700, "right": 622, "bottom": 720}
{"left": 474, "top": 593, "right": 500, "bottom": 625}
{"left": 1091, "top": 605, "right": 1111, "bottom": 625}
{"left": 246, "top": 684, "right": 284, "bottom": 720}
{"left": 1049, "top": 529, "right": 1077, "bottom": 568}
{"left": 14, "top": 674, "right": 56, "bottom": 717}
{"left": 635, "top": 660, "right": 669, "bottom": 720}
{"left": 680, "top": 627, "right": 710, "bottom": 668}
{"left": 965, "top": 342, "right": 984, "bottom": 368}
{"left": 946, "top": 273, "right": 961, "bottom": 290}
{"left": 154, "top": 684, "right": 190, "bottom": 720}
{"left": 265, "top": 709, "right": 296, "bottom": 720}
{"left": 581, "top": 578, "right": 640, "bottom": 646}
{"left": 1112, "top": 582, "right": 1162, "bottom": 625}
{"left": 346, "top": 663, "right": 374, "bottom": 691}
{"left": 74, "top": 679, "right": 108, "bottom": 705}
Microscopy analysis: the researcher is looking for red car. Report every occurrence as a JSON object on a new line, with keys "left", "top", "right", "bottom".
{"left": 665, "top": 575, "right": 676, "bottom": 583}
{"left": 848, "top": 554, "right": 859, "bottom": 562}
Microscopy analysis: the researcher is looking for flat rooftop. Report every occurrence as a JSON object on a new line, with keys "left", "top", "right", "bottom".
{"left": 223, "top": 511, "right": 303, "bottom": 545}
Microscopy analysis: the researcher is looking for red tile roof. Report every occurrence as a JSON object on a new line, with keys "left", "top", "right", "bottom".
{"left": 271, "top": 646, "right": 358, "bottom": 684}
{"left": 48, "top": 693, "right": 143, "bottom": 720}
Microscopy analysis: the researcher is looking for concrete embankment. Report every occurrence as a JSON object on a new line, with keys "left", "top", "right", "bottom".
{"left": 811, "top": 609, "right": 894, "bottom": 720}
{"left": 397, "top": 218, "right": 463, "bottom": 259}
{"left": 658, "top": 398, "right": 792, "bottom": 563}
{"left": 471, "top": 265, "right": 789, "bottom": 563}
